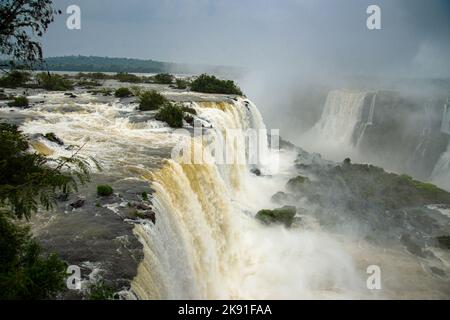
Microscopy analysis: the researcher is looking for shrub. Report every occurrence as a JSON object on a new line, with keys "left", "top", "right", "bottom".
{"left": 114, "top": 87, "right": 132, "bottom": 98}
{"left": 153, "top": 73, "right": 174, "bottom": 84}
{"left": 97, "top": 185, "right": 113, "bottom": 197}
{"left": 175, "top": 78, "right": 189, "bottom": 89}
{"left": 36, "top": 73, "right": 74, "bottom": 91}
{"left": 155, "top": 104, "right": 184, "bottom": 128}
{"left": 8, "top": 96, "right": 29, "bottom": 108}
{"left": 87, "top": 281, "right": 115, "bottom": 300}
{"left": 114, "top": 72, "right": 142, "bottom": 83}
{"left": 0, "top": 70, "right": 31, "bottom": 88}
{"left": 138, "top": 90, "right": 169, "bottom": 111}
{"left": 190, "top": 74, "right": 243, "bottom": 95}
{"left": 0, "top": 214, "right": 67, "bottom": 300}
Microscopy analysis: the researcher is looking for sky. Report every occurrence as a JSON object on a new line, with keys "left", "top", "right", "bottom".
{"left": 43, "top": 0, "right": 450, "bottom": 79}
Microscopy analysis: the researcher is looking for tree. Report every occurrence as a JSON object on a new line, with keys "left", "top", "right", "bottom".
{"left": 0, "top": 123, "right": 100, "bottom": 220}
{"left": 0, "top": 0, "right": 61, "bottom": 70}
{"left": 0, "top": 124, "right": 100, "bottom": 299}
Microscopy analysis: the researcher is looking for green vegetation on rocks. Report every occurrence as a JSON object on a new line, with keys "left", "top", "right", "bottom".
{"left": 155, "top": 104, "right": 184, "bottom": 128}
{"left": 190, "top": 74, "right": 243, "bottom": 95}
{"left": 153, "top": 73, "right": 174, "bottom": 84}
{"left": 36, "top": 73, "right": 74, "bottom": 91}
{"left": 256, "top": 206, "right": 297, "bottom": 227}
{"left": 97, "top": 185, "right": 114, "bottom": 197}
{"left": 8, "top": 96, "right": 29, "bottom": 108}
{"left": 0, "top": 71, "right": 31, "bottom": 88}
{"left": 138, "top": 90, "right": 169, "bottom": 111}
{"left": 114, "top": 72, "right": 142, "bottom": 83}
{"left": 114, "top": 87, "right": 132, "bottom": 98}
{"left": 175, "top": 78, "right": 189, "bottom": 89}
{"left": 87, "top": 281, "right": 115, "bottom": 300}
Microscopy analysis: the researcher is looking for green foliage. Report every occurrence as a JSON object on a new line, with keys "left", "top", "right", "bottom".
{"left": 0, "top": 0, "right": 60, "bottom": 69}
{"left": 87, "top": 280, "right": 115, "bottom": 300}
{"left": 0, "top": 70, "right": 31, "bottom": 88}
{"left": 138, "top": 90, "right": 169, "bottom": 111}
{"left": 153, "top": 73, "right": 174, "bottom": 84}
{"left": 114, "top": 72, "right": 142, "bottom": 83}
{"left": 141, "top": 191, "right": 148, "bottom": 201}
{"left": 256, "top": 206, "right": 297, "bottom": 227}
{"left": 29, "top": 55, "right": 172, "bottom": 74}
{"left": 0, "top": 213, "right": 67, "bottom": 300}
{"left": 175, "top": 78, "right": 189, "bottom": 89}
{"left": 190, "top": 74, "right": 243, "bottom": 95}
{"left": 8, "top": 96, "right": 29, "bottom": 108}
{"left": 97, "top": 185, "right": 113, "bottom": 197}
{"left": 155, "top": 104, "right": 184, "bottom": 128}
{"left": 0, "top": 124, "right": 100, "bottom": 220}
{"left": 36, "top": 73, "right": 74, "bottom": 91}
{"left": 114, "top": 87, "right": 132, "bottom": 98}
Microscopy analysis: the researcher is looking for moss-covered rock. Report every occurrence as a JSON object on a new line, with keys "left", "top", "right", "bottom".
{"left": 287, "top": 175, "right": 310, "bottom": 191}
{"left": 97, "top": 185, "right": 114, "bottom": 197}
{"left": 256, "top": 206, "right": 297, "bottom": 227}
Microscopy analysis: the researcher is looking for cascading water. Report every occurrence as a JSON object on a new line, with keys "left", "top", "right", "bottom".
{"left": 431, "top": 101, "right": 450, "bottom": 190}
{"left": 11, "top": 90, "right": 445, "bottom": 299}
{"left": 298, "top": 90, "right": 374, "bottom": 161}
{"left": 130, "top": 98, "right": 369, "bottom": 299}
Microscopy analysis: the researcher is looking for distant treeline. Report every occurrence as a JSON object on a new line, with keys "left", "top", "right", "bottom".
{"left": 36, "top": 56, "right": 173, "bottom": 73}
{"left": 0, "top": 55, "right": 242, "bottom": 77}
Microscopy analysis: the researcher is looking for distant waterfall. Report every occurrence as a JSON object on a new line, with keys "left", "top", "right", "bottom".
{"left": 299, "top": 90, "right": 376, "bottom": 161}
{"left": 431, "top": 100, "right": 450, "bottom": 190}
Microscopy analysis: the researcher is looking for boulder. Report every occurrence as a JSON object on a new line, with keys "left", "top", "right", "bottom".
{"left": 70, "top": 197, "right": 86, "bottom": 209}
{"left": 256, "top": 206, "right": 297, "bottom": 227}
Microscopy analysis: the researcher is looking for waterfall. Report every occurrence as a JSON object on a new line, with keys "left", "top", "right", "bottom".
{"left": 431, "top": 100, "right": 450, "bottom": 190}
{"left": 298, "top": 90, "right": 374, "bottom": 161}
{"left": 131, "top": 98, "right": 365, "bottom": 299}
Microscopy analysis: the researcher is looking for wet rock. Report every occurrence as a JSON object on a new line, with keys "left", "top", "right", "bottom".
{"left": 44, "top": 132, "right": 64, "bottom": 145}
{"left": 436, "top": 235, "right": 450, "bottom": 249}
{"left": 251, "top": 168, "right": 261, "bottom": 176}
{"left": 256, "top": 206, "right": 297, "bottom": 228}
{"left": 400, "top": 234, "right": 425, "bottom": 257}
{"left": 430, "top": 267, "right": 446, "bottom": 277}
{"left": 64, "top": 92, "right": 77, "bottom": 98}
{"left": 70, "top": 197, "right": 86, "bottom": 209}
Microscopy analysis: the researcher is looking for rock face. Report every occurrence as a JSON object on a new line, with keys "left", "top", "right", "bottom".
{"left": 256, "top": 206, "right": 297, "bottom": 227}
{"left": 274, "top": 149, "right": 450, "bottom": 260}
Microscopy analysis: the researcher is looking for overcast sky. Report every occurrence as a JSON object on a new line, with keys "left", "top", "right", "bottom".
{"left": 43, "top": 0, "right": 450, "bottom": 79}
